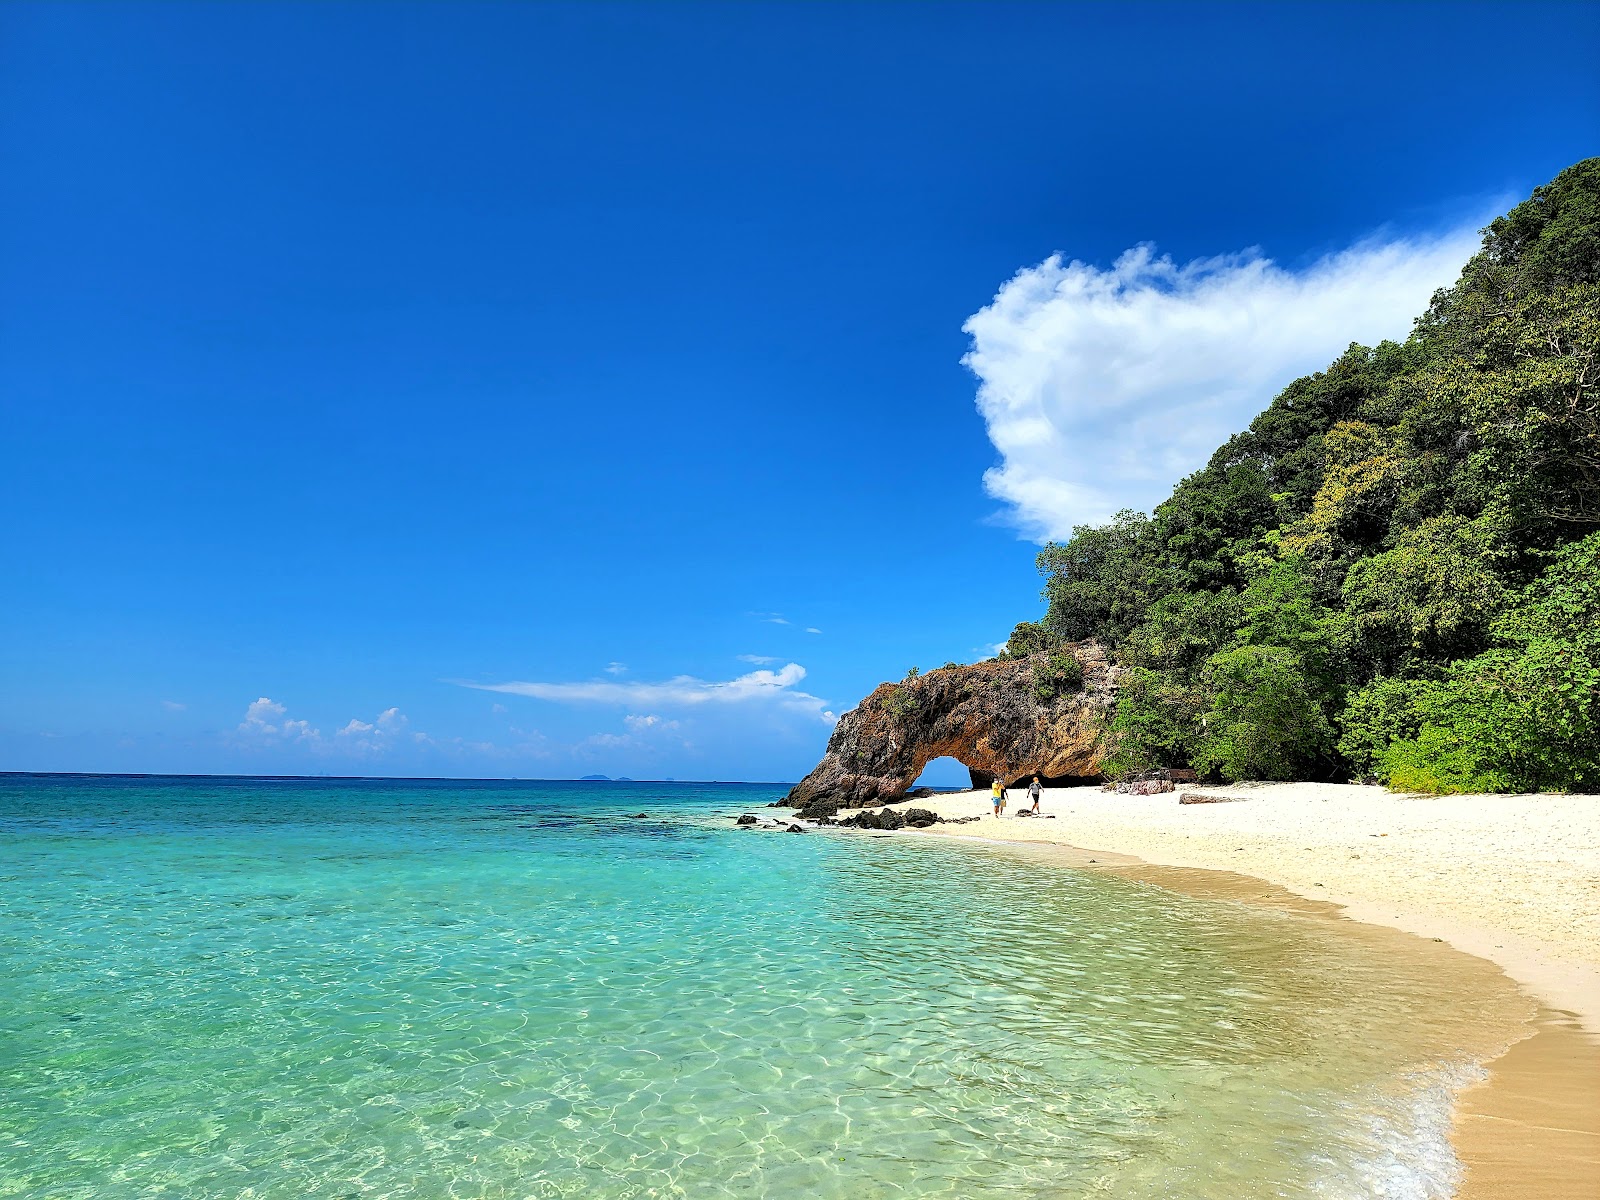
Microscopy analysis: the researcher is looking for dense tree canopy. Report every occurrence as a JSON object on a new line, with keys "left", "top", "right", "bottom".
{"left": 1012, "top": 159, "right": 1600, "bottom": 792}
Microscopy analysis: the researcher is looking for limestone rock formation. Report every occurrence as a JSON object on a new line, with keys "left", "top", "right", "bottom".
{"left": 785, "top": 643, "right": 1120, "bottom": 812}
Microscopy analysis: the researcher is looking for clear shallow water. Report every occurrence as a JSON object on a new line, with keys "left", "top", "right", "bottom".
{"left": 0, "top": 775, "right": 1530, "bottom": 1199}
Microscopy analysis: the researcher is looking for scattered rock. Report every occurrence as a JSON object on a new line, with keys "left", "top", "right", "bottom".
{"left": 735, "top": 815, "right": 759, "bottom": 826}
{"left": 628, "top": 813, "right": 650, "bottom": 819}
{"left": 903, "top": 808, "right": 938, "bottom": 828}
{"left": 1178, "top": 792, "right": 1245, "bottom": 804}
{"left": 786, "top": 824, "right": 806, "bottom": 833}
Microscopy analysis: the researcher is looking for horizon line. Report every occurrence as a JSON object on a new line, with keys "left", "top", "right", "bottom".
{"left": 0, "top": 770, "right": 794, "bottom": 786}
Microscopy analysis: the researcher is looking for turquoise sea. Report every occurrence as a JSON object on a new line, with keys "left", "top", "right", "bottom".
{"left": 0, "top": 774, "right": 1529, "bottom": 1199}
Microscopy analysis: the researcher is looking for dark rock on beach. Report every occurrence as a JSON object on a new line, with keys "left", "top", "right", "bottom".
{"left": 735, "top": 814, "right": 759, "bottom": 826}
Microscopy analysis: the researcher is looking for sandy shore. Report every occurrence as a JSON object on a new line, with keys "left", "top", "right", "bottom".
{"left": 868, "top": 781, "right": 1600, "bottom": 1197}
{"left": 892, "top": 782, "right": 1600, "bottom": 1027}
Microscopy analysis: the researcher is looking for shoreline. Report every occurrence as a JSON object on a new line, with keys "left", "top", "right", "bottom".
{"left": 850, "top": 783, "right": 1600, "bottom": 1199}
{"left": 892, "top": 782, "right": 1599, "bottom": 1027}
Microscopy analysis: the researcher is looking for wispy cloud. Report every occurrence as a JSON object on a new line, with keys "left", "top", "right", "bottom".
{"left": 963, "top": 219, "right": 1487, "bottom": 542}
{"left": 455, "top": 662, "right": 834, "bottom": 722}
{"left": 805, "top": 627, "right": 822, "bottom": 635}
{"left": 736, "top": 653, "right": 780, "bottom": 665}
{"left": 604, "top": 662, "right": 628, "bottom": 675}
{"left": 624, "top": 713, "right": 680, "bottom": 732}
{"left": 161, "top": 700, "right": 186, "bottom": 712}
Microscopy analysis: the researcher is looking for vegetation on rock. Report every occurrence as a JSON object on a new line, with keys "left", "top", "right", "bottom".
{"left": 1016, "top": 159, "right": 1600, "bottom": 793}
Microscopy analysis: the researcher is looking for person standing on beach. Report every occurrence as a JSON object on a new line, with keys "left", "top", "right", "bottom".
{"left": 1028, "top": 776, "right": 1042, "bottom": 813}
{"left": 990, "top": 778, "right": 1003, "bottom": 817}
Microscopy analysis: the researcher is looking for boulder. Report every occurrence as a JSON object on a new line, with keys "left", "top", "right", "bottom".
{"left": 735, "top": 814, "right": 759, "bottom": 826}
{"left": 786, "top": 824, "right": 806, "bottom": 833}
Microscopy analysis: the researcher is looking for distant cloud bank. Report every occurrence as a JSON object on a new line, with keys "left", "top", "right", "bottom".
{"left": 963, "top": 220, "right": 1487, "bottom": 542}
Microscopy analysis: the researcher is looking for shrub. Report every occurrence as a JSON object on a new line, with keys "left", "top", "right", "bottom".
{"left": 1337, "top": 677, "right": 1428, "bottom": 777}
{"left": 1102, "top": 667, "right": 1204, "bottom": 777}
{"left": 1194, "top": 645, "right": 1335, "bottom": 781}
{"left": 883, "top": 684, "right": 918, "bottom": 718}
{"left": 1381, "top": 727, "right": 1512, "bottom": 794}
{"left": 1005, "top": 619, "right": 1060, "bottom": 657}
{"left": 1032, "top": 651, "right": 1085, "bottom": 703}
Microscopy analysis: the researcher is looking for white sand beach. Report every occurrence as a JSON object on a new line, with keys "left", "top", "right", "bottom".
{"left": 888, "top": 782, "right": 1600, "bottom": 1029}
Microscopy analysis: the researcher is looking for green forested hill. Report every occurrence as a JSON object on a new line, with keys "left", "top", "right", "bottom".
{"left": 1009, "top": 158, "right": 1600, "bottom": 793}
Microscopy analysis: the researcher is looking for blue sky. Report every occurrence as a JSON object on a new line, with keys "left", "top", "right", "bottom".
{"left": 3, "top": 2, "right": 1596, "bottom": 782}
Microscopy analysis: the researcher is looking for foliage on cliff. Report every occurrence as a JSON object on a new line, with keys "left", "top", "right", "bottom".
{"left": 1010, "top": 159, "right": 1600, "bottom": 792}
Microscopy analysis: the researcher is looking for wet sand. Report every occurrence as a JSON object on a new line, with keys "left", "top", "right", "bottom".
{"left": 860, "top": 785, "right": 1600, "bottom": 1199}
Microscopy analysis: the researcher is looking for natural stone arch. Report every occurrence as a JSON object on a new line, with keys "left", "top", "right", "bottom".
{"left": 785, "top": 643, "right": 1121, "bottom": 813}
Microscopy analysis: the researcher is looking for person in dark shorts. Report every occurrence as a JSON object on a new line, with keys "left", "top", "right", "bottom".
{"left": 1028, "top": 776, "right": 1042, "bottom": 813}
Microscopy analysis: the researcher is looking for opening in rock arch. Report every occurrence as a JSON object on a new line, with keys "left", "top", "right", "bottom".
{"left": 912, "top": 756, "right": 977, "bottom": 790}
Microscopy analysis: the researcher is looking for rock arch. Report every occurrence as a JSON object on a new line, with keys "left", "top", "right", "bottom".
{"left": 785, "top": 643, "right": 1120, "bottom": 814}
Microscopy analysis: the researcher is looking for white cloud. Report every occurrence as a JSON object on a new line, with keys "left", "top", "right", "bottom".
{"left": 161, "top": 700, "right": 186, "bottom": 712}
{"left": 237, "top": 697, "right": 320, "bottom": 743}
{"left": 455, "top": 662, "right": 833, "bottom": 722}
{"left": 336, "top": 707, "right": 412, "bottom": 756}
{"left": 233, "top": 698, "right": 436, "bottom": 758}
{"left": 805, "top": 627, "right": 822, "bottom": 635}
{"left": 762, "top": 616, "right": 790, "bottom": 626}
{"left": 736, "top": 654, "right": 780, "bottom": 665}
{"left": 579, "top": 732, "right": 634, "bottom": 752}
{"left": 491, "top": 702, "right": 508, "bottom": 714}
{"left": 962, "top": 220, "right": 1487, "bottom": 542}
{"left": 624, "top": 713, "right": 680, "bottom": 732}
{"left": 604, "top": 662, "right": 628, "bottom": 675}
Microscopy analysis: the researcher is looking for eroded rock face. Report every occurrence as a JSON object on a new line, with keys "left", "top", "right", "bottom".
{"left": 786, "top": 643, "right": 1120, "bottom": 811}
